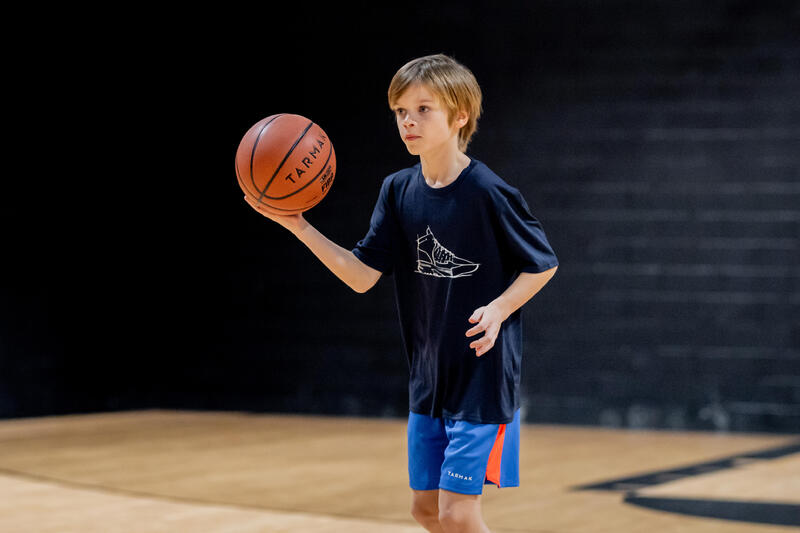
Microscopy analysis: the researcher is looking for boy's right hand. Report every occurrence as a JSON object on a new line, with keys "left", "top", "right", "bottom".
{"left": 243, "top": 195, "right": 308, "bottom": 236}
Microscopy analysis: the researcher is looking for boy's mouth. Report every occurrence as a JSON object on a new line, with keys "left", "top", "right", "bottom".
{"left": 405, "top": 135, "right": 421, "bottom": 141}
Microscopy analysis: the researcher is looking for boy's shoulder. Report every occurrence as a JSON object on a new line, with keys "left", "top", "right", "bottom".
{"left": 464, "top": 160, "right": 524, "bottom": 206}
{"left": 469, "top": 159, "right": 511, "bottom": 190}
{"left": 381, "top": 162, "right": 420, "bottom": 188}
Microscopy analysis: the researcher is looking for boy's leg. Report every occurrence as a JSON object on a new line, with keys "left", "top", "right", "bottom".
{"left": 435, "top": 409, "right": 521, "bottom": 532}
{"left": 408, "top": 412, "right": 448, "bottom": 530}
{"left": 408, "top": 409, "right": 519, "bottom": 532}
{"left": 411, "top": 489, "right": 443, "bottom": 532}
{"left": 438, "top": 489, "right": 490, "bottom": 533}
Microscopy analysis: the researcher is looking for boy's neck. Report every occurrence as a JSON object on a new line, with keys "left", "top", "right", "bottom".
{"left": 419, "top": 148, "right": 471, "bottom": 189}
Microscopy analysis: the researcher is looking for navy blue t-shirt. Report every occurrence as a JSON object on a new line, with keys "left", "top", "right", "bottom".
{"left": 352, "top": 158, "right": 558, "bottom": 424}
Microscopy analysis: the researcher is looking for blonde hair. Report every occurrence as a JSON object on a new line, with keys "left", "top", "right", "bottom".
{"left": 388, "top": 54, "right": 483, "bottom": 152}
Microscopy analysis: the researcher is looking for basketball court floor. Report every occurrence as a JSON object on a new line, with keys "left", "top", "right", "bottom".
{"left": 0, "top": 410, "right": 797, "bottom": 532}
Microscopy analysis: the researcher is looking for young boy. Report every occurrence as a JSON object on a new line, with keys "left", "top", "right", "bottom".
{"left": 245, "top": 54, "right": 558, "bottom": 533}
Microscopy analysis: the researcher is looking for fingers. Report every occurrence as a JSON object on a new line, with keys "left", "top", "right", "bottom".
{"left": 469, "top": 335, "right": 496, "bottom": 357}
{"left": 468, "top": 307, "right": 484, "bottom": 324}
{"left": 466, "top": 308, "right": 484, "bottom": 336}
{"left": 467, "top": 313, "right": 499, "bottom": 356}
{"left": 244, "top": 195, "right": 263, "bottom": 209}
{"left": 465, "top": 322, "right": 485, "bottom": 337}
{"left": 244, "top": 195, "right": 274, "bottom": 219}
{"left": 466, "top": 307, "right": 487, "bottom": 337}
{"left": 244, "top": 195, "right": 258, "bottom": 209}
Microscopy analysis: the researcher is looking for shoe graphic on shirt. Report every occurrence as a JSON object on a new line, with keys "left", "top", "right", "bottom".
{"left": 415, "top": 227, "right": 480, "bottom": 278}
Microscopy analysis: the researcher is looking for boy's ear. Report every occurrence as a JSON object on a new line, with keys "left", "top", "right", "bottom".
{"left": 454, "top": 109, "right": 469, "bottom": 129}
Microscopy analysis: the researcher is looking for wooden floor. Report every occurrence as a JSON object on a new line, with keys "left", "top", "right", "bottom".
{"left": 0, "top": 410, "right": 797, "bottom": 532}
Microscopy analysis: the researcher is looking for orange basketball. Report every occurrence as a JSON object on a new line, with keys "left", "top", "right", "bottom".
{"left": 235, "top": 114, "right": 336, "bottom": 214}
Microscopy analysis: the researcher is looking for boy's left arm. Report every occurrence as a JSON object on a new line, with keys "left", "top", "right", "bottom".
{"left": 465, "top": 266, "right": 558, "bottom": 357}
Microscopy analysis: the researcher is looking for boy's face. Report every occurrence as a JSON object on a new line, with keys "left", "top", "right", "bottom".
{"left": 391, "top": 83, "right": 466, "bottom": 156}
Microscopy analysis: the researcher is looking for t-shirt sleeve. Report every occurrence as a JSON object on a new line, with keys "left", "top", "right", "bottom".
{"left": 352, "top": 177, "right": 398, "bottom": 274}
{"left": 493, "top": 184, "right": 559, "bottom": 273}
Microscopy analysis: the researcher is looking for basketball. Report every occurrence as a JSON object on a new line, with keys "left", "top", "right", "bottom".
{"left": 236, "top": 114, "right": 336, "bottom": 215}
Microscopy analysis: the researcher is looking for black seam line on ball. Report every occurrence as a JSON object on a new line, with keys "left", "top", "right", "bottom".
{"left": 263, "top": 143, "right": 333, "bottom": 200}
{"left": 257, "top": 121, "right": 314, "bottom": 206}
{"left": 248, "top": 114, "right": 284, "bottom": 197}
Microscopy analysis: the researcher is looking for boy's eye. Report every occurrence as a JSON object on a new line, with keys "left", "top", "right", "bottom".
{"left": 419, "top": 106, "right": 428, "bottom": 112}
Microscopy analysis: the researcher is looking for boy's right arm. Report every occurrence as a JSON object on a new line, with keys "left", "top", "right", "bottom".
{"left": 244, "top": 196, "right": 382, "bottom": 294}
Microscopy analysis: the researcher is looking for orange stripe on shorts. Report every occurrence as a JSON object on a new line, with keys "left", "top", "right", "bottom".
{"left": 485, "top": 423, "right": 507, "bottom": 487}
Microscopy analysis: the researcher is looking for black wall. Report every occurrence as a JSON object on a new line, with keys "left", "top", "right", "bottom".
{"left": 2, "top": 1, "right": 798, "bottom": 433}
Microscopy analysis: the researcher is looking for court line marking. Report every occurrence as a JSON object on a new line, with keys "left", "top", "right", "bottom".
{"left": 572, "top": 440, "right": 800, "bottom": 526}
{"left": 573, "top": 440, "right": 800, "bottom": 492}
{"left": 624, "top": 495, "right": 800, "bottom": 527}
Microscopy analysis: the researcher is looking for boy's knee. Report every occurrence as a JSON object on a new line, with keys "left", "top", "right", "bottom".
{"left": 411, "top": 500, "right": 439, "bottom": 529}
{"left": 438, "top": 504, "right": 473, "bottom": 531}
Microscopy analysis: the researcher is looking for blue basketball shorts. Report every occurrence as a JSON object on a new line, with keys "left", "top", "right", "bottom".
{"left": 407, "top": 409, "right": 521, "bottom": 495}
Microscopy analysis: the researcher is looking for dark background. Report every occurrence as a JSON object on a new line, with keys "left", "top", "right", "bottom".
{"left": 3, "top": 1, "right": 799, "bottom": 433}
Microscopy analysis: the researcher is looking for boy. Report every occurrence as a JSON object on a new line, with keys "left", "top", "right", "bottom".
{"left": 245, "top": 54, "right": 558, "bottom": 533}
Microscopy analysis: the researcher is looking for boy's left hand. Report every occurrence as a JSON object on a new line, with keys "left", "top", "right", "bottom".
{"left": 466, "top": 304, "right": 503, "bottom": 357}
